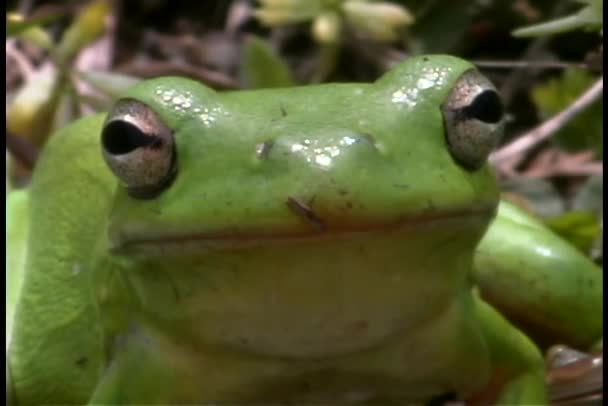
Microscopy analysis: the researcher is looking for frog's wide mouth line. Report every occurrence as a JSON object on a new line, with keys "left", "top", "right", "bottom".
{"left": 111, "top": 205, "right": 496, "bottom": 253}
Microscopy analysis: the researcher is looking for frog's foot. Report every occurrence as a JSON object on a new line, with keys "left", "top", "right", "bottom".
{"left": 472, "top": 293, "right": 548, "bottom": 405}
{"left": 467, "top": 370, "right": 546, "bottom": 406}
{"left": 546, "top": 345, "right": 603, "bottom": 404}
{"left": 86, "top": 325, "right": 179, "bottom": 405}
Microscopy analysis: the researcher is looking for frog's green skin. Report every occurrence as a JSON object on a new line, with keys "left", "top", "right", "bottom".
{"left": 6, "top": 55, "right": 602, "bottom": 405}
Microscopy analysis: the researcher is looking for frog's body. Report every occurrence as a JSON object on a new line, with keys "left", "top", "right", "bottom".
{"left": 6, "top": 55, "right": 602, "bottom": 405}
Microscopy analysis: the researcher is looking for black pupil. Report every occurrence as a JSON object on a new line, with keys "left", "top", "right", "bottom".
{"left": 102, "top": 121, "right": 161, "bottom": 155}
{"left": 462, "top": 90, "right": 504, "bottom": 123}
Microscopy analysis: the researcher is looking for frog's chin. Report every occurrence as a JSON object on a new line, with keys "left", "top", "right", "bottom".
{"left": 110, "top": 205, "right": 496, "bottom": 254}
{"left": 108, "top": 205, "right": 496, "bottom": 359}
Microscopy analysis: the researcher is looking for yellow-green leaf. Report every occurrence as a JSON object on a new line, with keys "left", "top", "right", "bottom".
{"left": 55, "top": 0, "right": 112, "bottom": 65}
{"left": 241, "top": 36, "right": 295, "bottom": 89}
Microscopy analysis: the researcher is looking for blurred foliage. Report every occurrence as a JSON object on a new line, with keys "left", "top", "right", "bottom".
{"left": 502, "top": 177, "right": 566, "bottom": 219}
{"left": 6, "top": 0, "right": 113, "bottom": 148}
{"left": 532, "top": 68, "right": 603, "bottom": 157}
{"left": 546, "top": 210, "right": 601, "bottom": 254}
{"left": 7, "top": 10, "right": 66, "bottom": 37}
{"left": 502, "top": 174, "right": 603, "bottom": 256}
{"left": 512, "top": 0, "right": 603, "bottom": 38}
{"left": 241, "top": 35, "right": 295, "bottom": 88}
{"left": 254, "top": 0, "right": 414, "bottom": 44}
{"left": 75, "top": 70, "right": 141, "bottom": 100}
{"left": 406, "top": 0, "right": 475, "bottom": 54}
{"left": 572, "top": 174, "right": 603, "bottom": 213}
{"left": 6, "top": 1, "right": 145, "bottom": 150}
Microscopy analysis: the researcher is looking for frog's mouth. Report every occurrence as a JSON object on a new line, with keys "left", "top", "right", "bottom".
{"left": 110, "top": 204, "right": 496, "bottom": 254}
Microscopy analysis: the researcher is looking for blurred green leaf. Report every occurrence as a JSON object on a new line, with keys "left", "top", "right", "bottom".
{"left": 512, "top": 0, "right": 603, "bottom": 37}
{"left": 312, "top": 11, "right": 341, "bottom": 44}
{"left": 15, "top": 26, "right": 54, "bottom": 51}
{"left": 7, "top": 0, "right": 115, "bottom": 154}
{"left": 545, "top": 211, "right": 601, "bottom": 254}
{"left": 7, "top": 11, "right": 66, "bottom": 37}
{"left": 55, "top": 0, "right": 112, "bottom": 66}
{"left": 409, "top": 0, "right": 473, "bottom": 54}
{"left": 342, "top": 0, "right": 414, "bottom": 42}
{"left": 52, "top": 87, "right": 81, "bottom": 133}
{"left": 74, "top": 70, "right": 142, "bottom": 112}
{"left": 241, "top": 36, "right": 295, "bottom": 89}
{"left": 532, "top": 68, "right": 603, "bottom": 157}
{"left": 254, "top": 0, "right": 320, "bottom": 26}
{"left": 6, "top": 64, "right": 62, "bottom": 146}
{"left": 77, "top": 70, "right": 142, "bottom": 98}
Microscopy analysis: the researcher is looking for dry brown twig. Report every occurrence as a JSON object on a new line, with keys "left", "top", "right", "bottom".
{"left": 490, "top": 77, "right": 603, "bottom": 174}
{"left": 6, "top": 40, "right": 36, "bottom": 81}
{"left": 521, "top": 149, "right": 603, "bottom": 179}
{"left": 6, "top": 130, "right": 39, "bottom": 170}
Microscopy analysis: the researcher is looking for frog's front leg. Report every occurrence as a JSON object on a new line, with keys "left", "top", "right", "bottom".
{"left": 88, "top": 323, "right": 272, "bottom": 404}
{"left": 474, "top": 200, "right": 603, "bottom": 350}
{"left": 88, "top": 324, "right": 184, "bottom": 405}
{"left": 472, "top": 293, "right": 547, "bottom": 405}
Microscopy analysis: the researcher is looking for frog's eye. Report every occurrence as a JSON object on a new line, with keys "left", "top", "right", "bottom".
{"left": 441, "top": 70, "right": 505, "bottom": 170}
{"left": 101, "top": 99, "right": 176, "bottom": 198}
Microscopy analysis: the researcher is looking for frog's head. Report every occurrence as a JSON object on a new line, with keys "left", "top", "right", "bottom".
{"left": 99, "top": 55, "right": 505, "bottom": 357}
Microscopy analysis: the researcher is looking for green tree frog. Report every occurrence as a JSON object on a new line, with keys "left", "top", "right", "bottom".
{"left": 6, "top": 55, "right": 602, "bottom": 405}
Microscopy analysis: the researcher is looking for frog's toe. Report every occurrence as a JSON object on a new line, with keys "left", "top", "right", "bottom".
{"left": 475, "top": 294, "right": 548, "bottom": 405}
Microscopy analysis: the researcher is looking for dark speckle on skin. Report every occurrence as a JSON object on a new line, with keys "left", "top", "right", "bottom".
{"left": 150, "top": 207, "right": 162, "bottom": 215}
{"left": 75, "top": 357, "right": 88, "bottom": 368}
{"left": 426, "top": 199, "right": 436, "bottom": 210}
{"left": 280, "top": 105, "right": 287, "bottom": 117}
{"left": 256, "top": 140, "right": 274, "bottom": 160}
{"left": 348, "top": 320, "right": 369, "bottom": 335}
{"left": 360, "top": 133, "right": 378, "bottom": 149}
{"left": 286, "top": 196, "right": 326, "bottom": 230}
{"left": 338, "top": 189, "right": 349, "bottom": 195}
{"left": 422, "top": 56, "right": 429, "bottom": 62}
{"left": 169, "top": 276, "right": 181, "bottom": 302}
{"left": 346, "top": 201, "right": 353, "bottom": 209}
